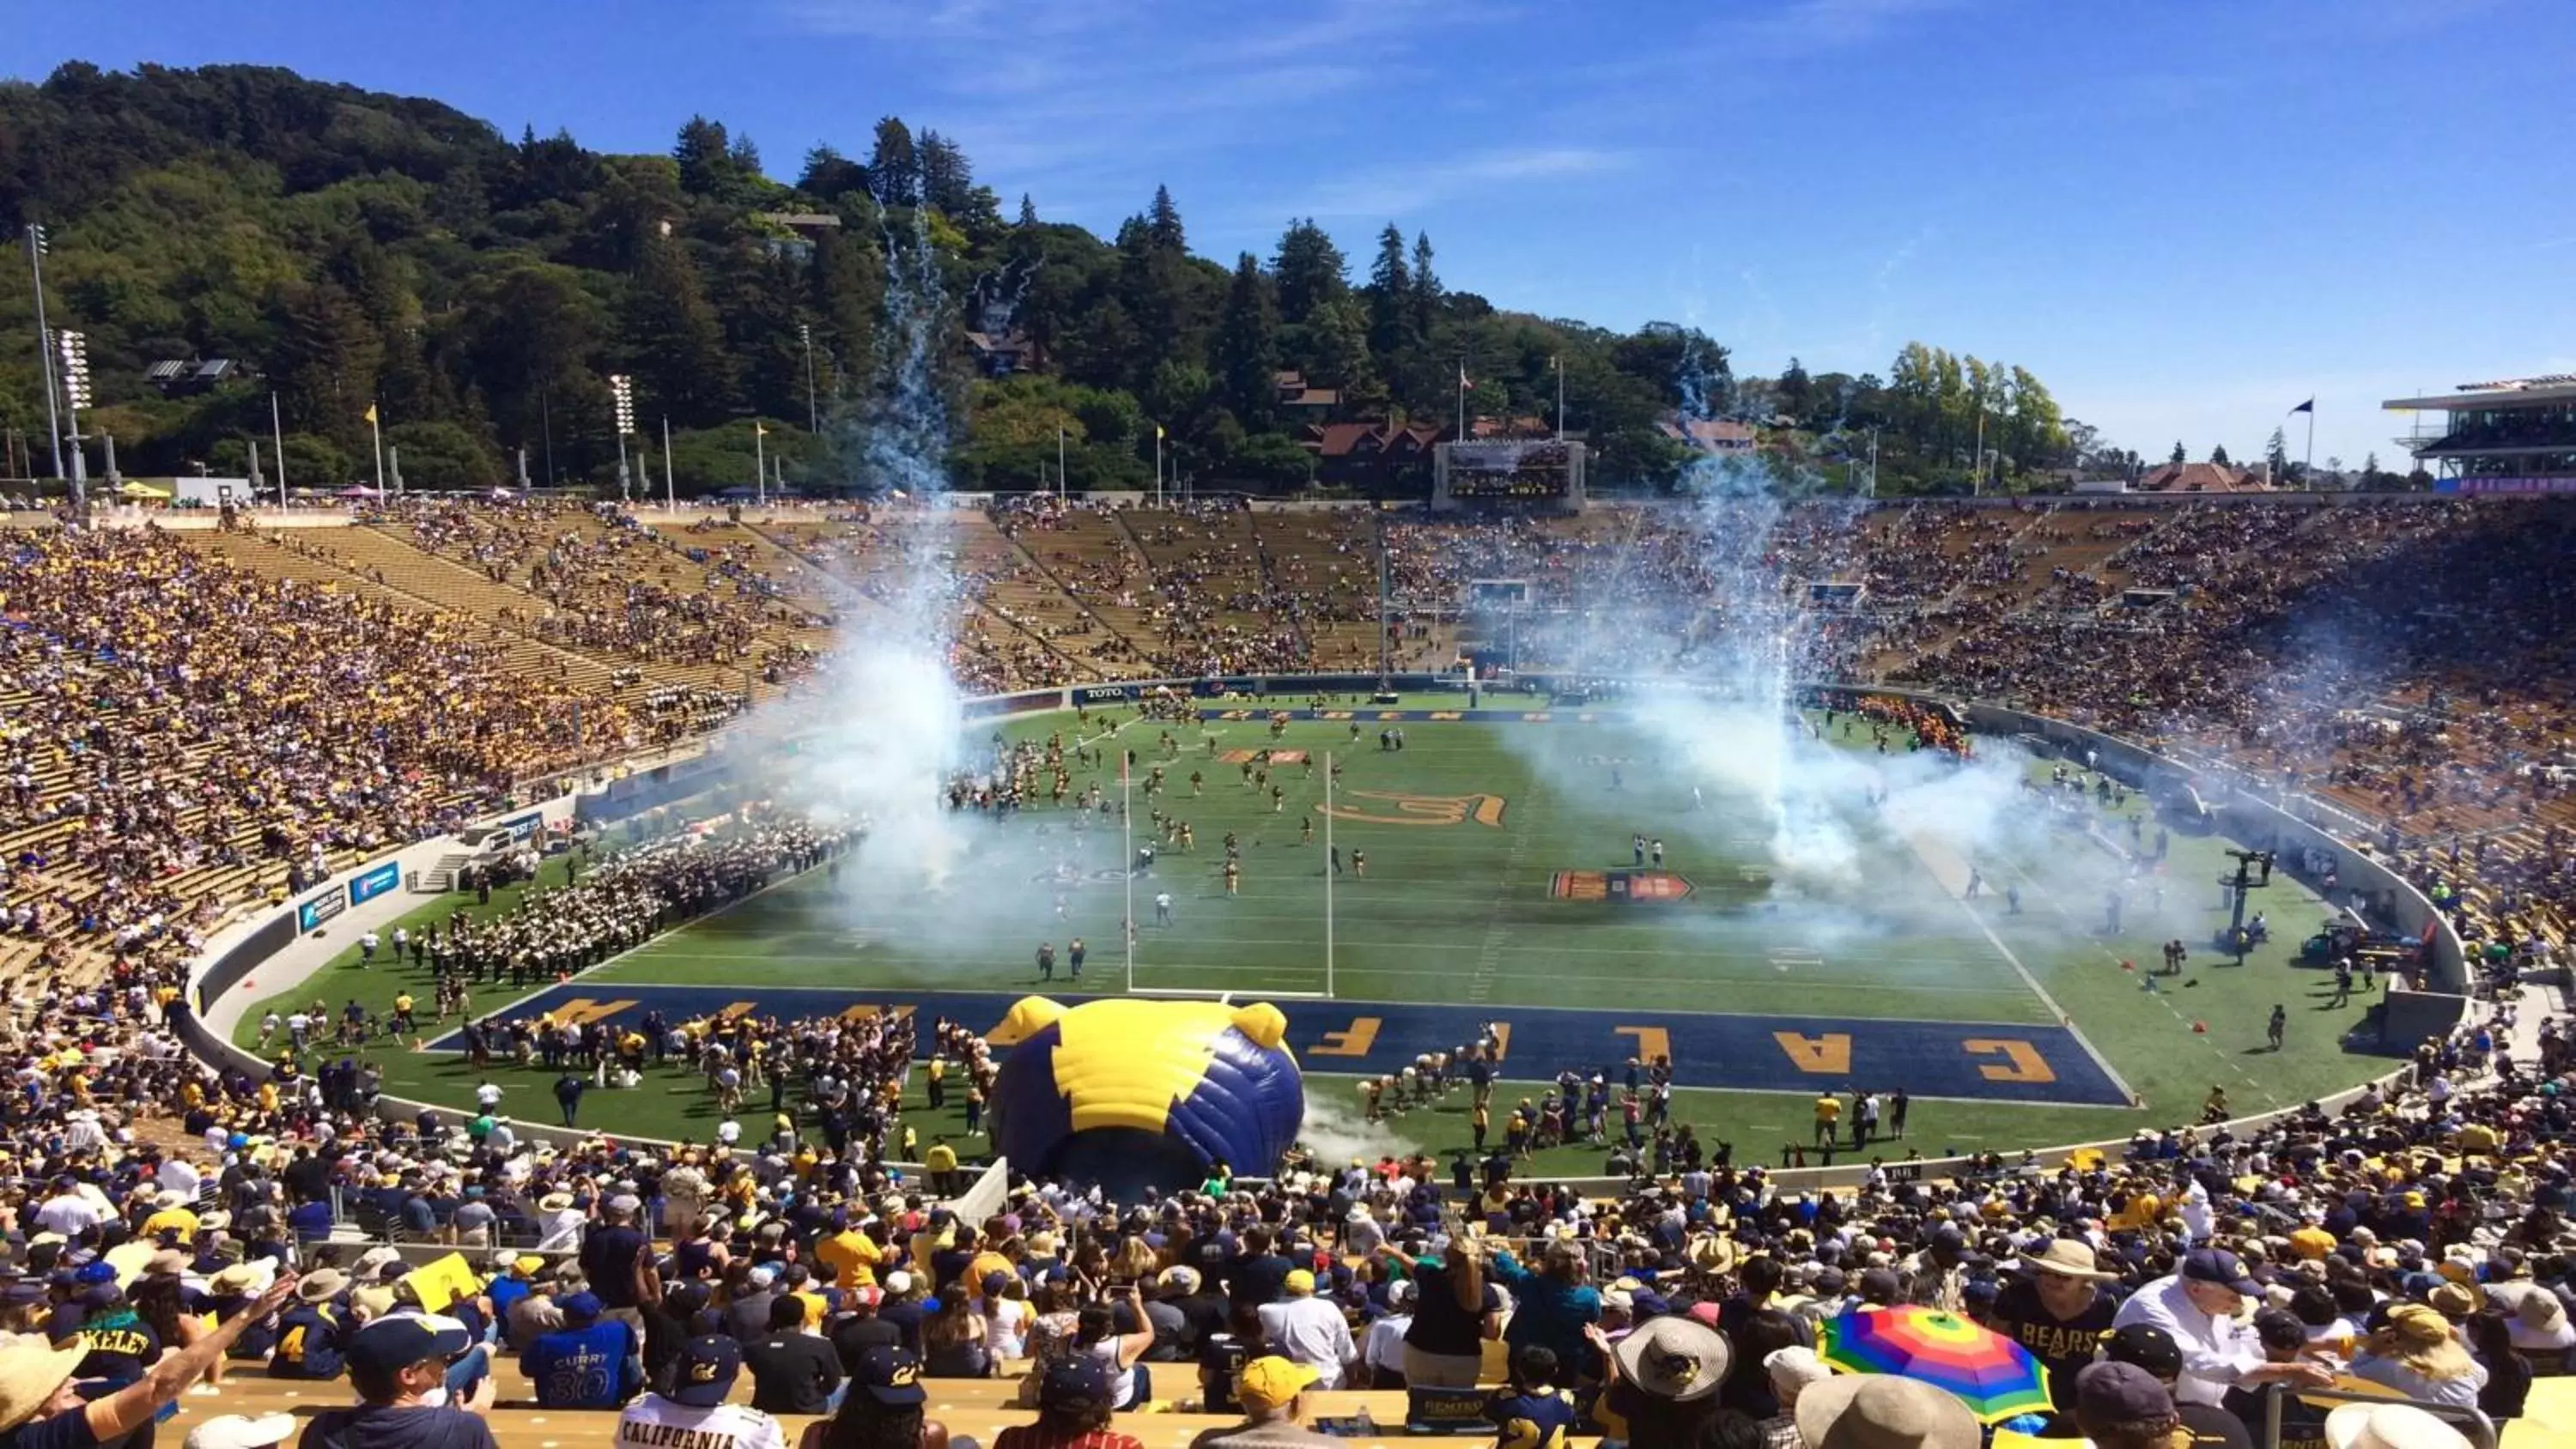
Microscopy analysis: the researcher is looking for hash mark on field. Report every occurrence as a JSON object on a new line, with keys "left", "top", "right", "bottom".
{"left": 1770, "top": 946, "right": 1824, "bottom": 973}
{"left": 1467, "top": 812, "right": 1539, "bottom": 1003}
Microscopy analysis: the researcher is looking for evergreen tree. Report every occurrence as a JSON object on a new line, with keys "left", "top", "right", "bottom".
{"left": 623, "top": 230, "right": 735, "bottom": 426}
{"left": 1212, "top": 252, "right": 1279, "bottom": 432}
{"left": 1017, "top": 193, "right": 1040, "bottom": 229}
{"left": 2265, "top": 426, "right": 2291, "bottom": 480}
{"left": 2210, "top": 443, "right": 2232, "bottom": 466}
{"left": 1365, "top": 224, "right": 1411, "bottom": 357}
{"left": 918, "top": 130, "right": 974, "bottom": 215}
{"left": 265, "top": 278, "right": 383, "bottom": 442}
{"left": 1407, "top": 231, "right": 1441, "bottom": 341}
{"left": 807, "top": 226, "right": 880, "bottom": 400}
{"left": 2170, "top": 440, "right": 2187, "bottom": 464}
{"left": 1776, "top": 356, "right": 1814, "bottom": 426}
{"left": 673, "top": 116, "right": 735, "bottom": 196}
{"left": 1271, "top": 218, "right": 1347, "bottom": 326}
{"left": 868, "top": 117, "right": 920, "bottom": 205}
{"left": 1146, "top": 185, "right": 1186, "bottom": 252}
{"left": 797, "top": 144, "right": 870, "bottom": 199}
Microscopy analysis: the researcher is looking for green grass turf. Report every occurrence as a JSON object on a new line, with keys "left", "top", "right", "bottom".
{"left": 232, "top": 700, "right": 2391, "bottom": 1173}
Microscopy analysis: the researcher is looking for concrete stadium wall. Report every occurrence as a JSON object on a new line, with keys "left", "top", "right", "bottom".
{"left": 172, "top": 671, "right": 2471, "bottom": 1196}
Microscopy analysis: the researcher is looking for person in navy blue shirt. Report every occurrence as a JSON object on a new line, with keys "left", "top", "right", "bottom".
{"left": 522, "top": 1293, "right": 641, "bottom": 1409}
{"left": 1485, "top": 1346, "right": 1580, "bottom": 1449}
{"left": 270, "top": 1270, "right": 349, "bottom": 1380}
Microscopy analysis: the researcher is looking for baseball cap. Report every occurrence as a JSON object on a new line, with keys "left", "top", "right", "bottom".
{"left": 1284, "top": 1269, "right": 1315, "bottom": 1295}
{"left": 855, "top": 1347, "right": 927, "bottom": 1406}
{"left": 1039, "top": 1355, "right": 1115, "bottom": 1411}
{"left": 1236, "top": 1356, "right": 1318, "bottom": 1411}
{"left": 345, "top": 1314, "right": 472, "bottom": 1376}
{"left": 560, "top": 1291, "right": 603, "bottom": 1322}
{"left": 671, "top": 1337, "right": 741, "bottom": 1408}
{"left": 2104, "top": 1323, "right": 2184, "bottom": 1380}
{"left": 183, "top": 1414, "right": 299, "bottom": 1449}
{"left": 2182, "top": 1247, "right": 2261, "bottom": 1297}
{"left": 2075, "top": 1361, "right": 2175, "bottom": 1424}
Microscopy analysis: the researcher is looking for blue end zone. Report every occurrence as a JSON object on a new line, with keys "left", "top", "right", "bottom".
{"left": 426, "top": 984, "right": 2128, "bottom": 1107}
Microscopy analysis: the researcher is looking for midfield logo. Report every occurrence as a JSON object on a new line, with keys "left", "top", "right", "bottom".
{"left": 1318, "top": 791, "right": 1508, "bottom": 828}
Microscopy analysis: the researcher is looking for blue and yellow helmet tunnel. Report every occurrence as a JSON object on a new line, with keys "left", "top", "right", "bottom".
{"left": 985, "top": 996, "right": 1305, "bottom": 1195}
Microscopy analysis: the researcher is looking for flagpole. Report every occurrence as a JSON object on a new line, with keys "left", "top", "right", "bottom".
{"left": 754, "top": 423, "right": 767, "bottom": 506}
{"left": 1057, "top": 425, "right": 1066, "bottom": 500}
{"left": 1554, "top": 355, "right": 1564, "bottom": 440}
{"left": 2304, "top": 406, "right": 2315, "bottom": 487}
{"left": 368, "top": 404, "right": 386, "bottom": 497}
{"left": 662, "top": 416, "right": 675, "bottom": 509}
{"left": 270, "top": 392, "right": 289, "bottom": 511}
{"left": 1455, "top": 362, "right": 1467, "bottom": 442}
{"left": 1153, "top": 429, "right": 1163, "bottom": 507}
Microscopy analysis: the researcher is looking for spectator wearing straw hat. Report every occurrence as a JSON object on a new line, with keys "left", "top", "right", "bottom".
{"left": 0, "top": 1273, "right": 295, "bottom": 1449}
{"left": 1990, "top": 1238, "right": 2117, "bottom": 1427}
{"left": 2322, "top": 1402, "right": 2476, "bottom": 1449}
{"left": 270, "top": 1270, "right": 349, "bottom": 1380}
{"left": 2348, "top": 1304, "right": 2488, "bottom": 1410}
{"left": 1590, "top": 1315, "right": 1732, "bottom": 1448}
{"left": 1795, "top": 1371, "right": 1982, "bottom": 1449}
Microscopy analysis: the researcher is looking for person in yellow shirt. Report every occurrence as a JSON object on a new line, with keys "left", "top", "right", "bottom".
{"left": 1813, "top": 1093, "right": 1843, "bottom": 1148}
{"left": 140, "top": 1191, "right": 200, "bottom": 1243}
{"left": 924, "top": 1140, "right": 959, "bottom": 1197}
{"left": 816, "top": 1215, "right": 881, "bottom": 1288}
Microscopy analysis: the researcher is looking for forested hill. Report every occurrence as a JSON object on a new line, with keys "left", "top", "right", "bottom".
{"left": 0, "top": 61, "right": 2079, "bottom": 494}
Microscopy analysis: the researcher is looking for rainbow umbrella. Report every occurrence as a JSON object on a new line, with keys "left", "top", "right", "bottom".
{"left": 1818, "top": 1306, "right": 2054, "bottom": 1425}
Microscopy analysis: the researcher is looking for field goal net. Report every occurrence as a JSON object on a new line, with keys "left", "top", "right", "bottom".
{"left": 1433, "top": 440, "right": 1587, "bottom": 511}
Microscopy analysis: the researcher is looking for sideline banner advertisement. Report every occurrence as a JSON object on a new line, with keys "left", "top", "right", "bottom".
{"left": 348, "top": 861, "right": 400, "bottom": 906}
{"left": 497, "top": 810, "right": 544, "bottom": 842}
{"left": 297, "top": 891, "right": 345, "bottom": 932}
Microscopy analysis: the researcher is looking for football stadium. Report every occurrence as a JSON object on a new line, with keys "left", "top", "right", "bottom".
{"left": 5, "top": 34, "right": 2572, "bottom": 1449}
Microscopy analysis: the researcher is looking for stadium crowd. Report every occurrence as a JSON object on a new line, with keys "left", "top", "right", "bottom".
{"left": 0, "top": 940, "right": 2558, "bottom": 1449}
{"left": 3, "top": 494, "right": 2576, "bottom": 1448}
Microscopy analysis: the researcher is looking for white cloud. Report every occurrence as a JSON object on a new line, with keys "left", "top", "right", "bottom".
{"left": 1288, "top": 146, "right": 1640, "bottom": 220}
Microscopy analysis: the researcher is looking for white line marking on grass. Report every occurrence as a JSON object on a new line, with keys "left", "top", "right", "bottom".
{"left": 1993, "top": 852, "right": 2279, "bottom": 1108}
{"left": 605, "top": 960, "right": 2051, "bottom": 1010}
{"left": 1899, "top": 825, "right": 2139, "bottom": 1104}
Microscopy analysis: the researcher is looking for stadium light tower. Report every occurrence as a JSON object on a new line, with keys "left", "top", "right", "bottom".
{"left": 608, "top": 373, "right": 635, "bottom": 501}
{"left": 22, "top": 225, "right": 64, "bottom": 481}
{"left": 798, "top": 322, "right": 819, "bottom": 434}
{"left": 57, "top": 329, "right": 91, "bottom": 510}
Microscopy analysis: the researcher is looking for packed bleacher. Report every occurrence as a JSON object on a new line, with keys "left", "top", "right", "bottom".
{"left": 5, "top": 493, "right": 2576, "bottom": 1447}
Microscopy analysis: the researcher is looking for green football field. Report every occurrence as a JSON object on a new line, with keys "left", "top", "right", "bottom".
{"left": 235, "top": 700, "right": 2396, "bottom": 1174}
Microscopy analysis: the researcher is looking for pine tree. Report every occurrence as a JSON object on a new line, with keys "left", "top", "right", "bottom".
{"left": 1271, "top": 218, "right": 1347, "bottom": 326}
{"left": 1365, "top": 224, "right": 1411, "bottom": 357}
{"left": 868, "top": 118, "right": 920, "bottom": 205}
{"left": 2264, "top": 426, "right": 2290, "bottom": 480}
{"left": 2170, "top": 440, "right": 2187, "bottom": 464}
{"left": 919, "top": 130, "right": 973, "bottom": 215}
{"left": 1212, "top": 252, "right": 1279, "bottom": 432}
{"left": 266, "top": 278, "right": 383, "bottom": 442}
{"left": 623, "top": 231, "right": 735, "bottom": 426}
{"left": 2210, "top": 443, "right": 2232, "bottom": 466}
{"left": 1146, "top": 185, "right": 1187, "bottom": 252}
{"left": 1018, "top": 194, "right": 1040, "bottom": 229}
{"left": 807, "top": 227, "right": 880, "bottom": 400}
{"left": 1777, "top": 357, "right": 1814, "bottom": 426}
{"left": 1407, "top": 231, "right": 1441, "bottom": 341}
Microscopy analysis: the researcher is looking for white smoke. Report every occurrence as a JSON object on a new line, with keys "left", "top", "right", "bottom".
{"left": 1293, "top": 1089, "right": 1407, "bottom": 1169}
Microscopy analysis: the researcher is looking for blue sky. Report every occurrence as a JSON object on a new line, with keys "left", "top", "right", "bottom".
{"left": 10, "top": 0, "right": 2572, "bottom": 468}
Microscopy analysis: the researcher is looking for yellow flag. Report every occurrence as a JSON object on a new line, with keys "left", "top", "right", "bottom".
{"left": 756, "top": 421, "right": 767, "bottom": 437}
{"left": 363, "top": 404, "right": 379, "bottom": 425}
{"left": 1155, "top": 424, "right": 1165, "bottom": 440}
